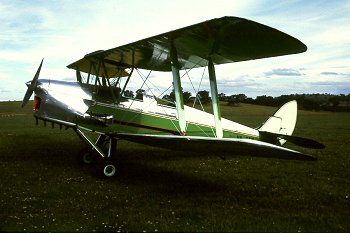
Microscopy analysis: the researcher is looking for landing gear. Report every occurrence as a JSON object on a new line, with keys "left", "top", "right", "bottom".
{"left": 98, "top": 137, "right": 118, "bottom": 178}
{"left": 82, "top": 150, "right": 94, "bottom": 164}
{"left": 79, "top": 135, "right": 106, "bottom": 164}
{"left": 101, "top": 162, "right": 117, "bottom": 177}
{"left": 75, "top": 129, "right": 119, "bottom": 177}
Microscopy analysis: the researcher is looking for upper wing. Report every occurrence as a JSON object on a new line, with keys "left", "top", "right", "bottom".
{"left": 115, "top": 133, "right": 316, "bottom": 161}
{"left": 68, "top": 16, "right": 307, "bottom": 72}
{"left": 68, "top": 53, "right": 130, "bottom": 78}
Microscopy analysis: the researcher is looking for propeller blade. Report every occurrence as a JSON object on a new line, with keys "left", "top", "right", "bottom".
{"left": 21, "top": 89, "right": 34, "bottom": 108}
{"left": 22, "top": 58, "right": 44, "bottom": 107}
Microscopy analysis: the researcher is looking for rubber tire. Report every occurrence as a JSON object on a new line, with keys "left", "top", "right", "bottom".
{"left": 82, "top": 152, "right": 94, "bottom": 164}
{"left": 102, "top": 163, "right": 116, "bottom": 177}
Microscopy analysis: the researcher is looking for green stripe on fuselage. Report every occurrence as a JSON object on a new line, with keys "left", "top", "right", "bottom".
{"left": 78, "top": 103, "right": 258, "bottom": 140}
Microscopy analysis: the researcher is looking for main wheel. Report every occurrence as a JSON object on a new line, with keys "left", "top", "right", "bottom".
{"left": 82, "top": 152, "right": 94, "bottom": 164}
{"left": 102, "top": 163, "right": 117, "bottom": 177}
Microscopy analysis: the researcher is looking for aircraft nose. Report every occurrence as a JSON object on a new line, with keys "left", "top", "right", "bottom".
{"left": 26, "top": 80, "right": 42, "bottom": 89}
{"left": 22, "top": 58, "right": 43, "bottom": 108}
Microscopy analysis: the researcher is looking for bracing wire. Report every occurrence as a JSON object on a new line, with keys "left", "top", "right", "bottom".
{"left": 116, "top": 47, "right": 182, "bottom": 134}
{"left": 110, "top": 47, "right": 216, "bottom": 136}
{"left": 183, "top": 66, "right": 217, "bottom": 137}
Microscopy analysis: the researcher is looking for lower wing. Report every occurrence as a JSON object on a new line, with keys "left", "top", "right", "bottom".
{"left": 115, "top": 133, "right": 317, "bottom": 161}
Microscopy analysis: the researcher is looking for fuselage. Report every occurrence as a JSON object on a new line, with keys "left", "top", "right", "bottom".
{"left": 32, "top": 79, "right": 259, "bottom": 140}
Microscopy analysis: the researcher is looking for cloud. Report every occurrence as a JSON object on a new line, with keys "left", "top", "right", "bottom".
{"left": 320, "top": 72, "right": 350, "bottom": 79}
{"left": 264, "top": 68, "right": 304, "bottom": 78}
{"left": 304, "top": 81, "right": 350, "bottom": 94}
{"left": 321, "top": 72, "right": 341, "bottom": 76}
{"left": 0, "top": 0, "right": 349, "bottom": 101}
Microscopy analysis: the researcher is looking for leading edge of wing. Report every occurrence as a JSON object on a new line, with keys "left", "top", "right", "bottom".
{"left": 115, "top": 133, "right": 316, "bottom": 161}
{"left": 68, "top": 16, "right": 307, "bottom": 72}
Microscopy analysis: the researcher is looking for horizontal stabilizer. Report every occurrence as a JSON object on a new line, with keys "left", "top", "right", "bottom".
{"left": 115, "top": 133, "right": 317, "bottom": 161}
{"left": 260, "top": 131, "right": 325, "bottom": 149}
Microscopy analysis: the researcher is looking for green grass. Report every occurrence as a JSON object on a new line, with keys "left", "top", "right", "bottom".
{"left": 0, "top": 101, "right": 349, "bottom": 232}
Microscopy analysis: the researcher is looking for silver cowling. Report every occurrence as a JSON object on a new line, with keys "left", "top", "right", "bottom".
{"left": 32, "top": 79, "right": 92, "bottom": 123}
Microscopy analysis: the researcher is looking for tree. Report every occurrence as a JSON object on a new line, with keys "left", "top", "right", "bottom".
{"left": 218, "top": 93, "right": 226, "bottom": 101}
{"left": 166, "top": 89, "right": 192, "bottom": 103}
{"left": 197, "top": 90, "right": 211, "bottom": 104}
{"left": 255, "top": 95, "right": 275, "bottom": 106}
{"left": 183, "top": 91, "right": 192, "bottom": 103}
{"left": 227, "top": 94, "right": 247, "bottom": 105}
{"left": 329, "top": 96, "right": 341, "bottom": 107}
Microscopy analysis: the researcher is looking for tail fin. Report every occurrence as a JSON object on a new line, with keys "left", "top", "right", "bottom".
{"left": 258, "top": 100, "right": 297, "bottom": 145}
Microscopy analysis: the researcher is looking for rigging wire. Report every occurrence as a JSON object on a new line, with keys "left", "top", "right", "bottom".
{"left": 135, "top": 69, "right": 181, "bottom": 134}
{"left": 108, "top": 46, "right": 217, "bottom": 136}
{"left": 116, "top": 45, "right": 185, "bottom": 134}
{"left": 183, "top": 66, "right": 216, "bottom": 137}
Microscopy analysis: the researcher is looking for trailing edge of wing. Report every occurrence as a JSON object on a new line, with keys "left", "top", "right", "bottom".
{"left": 115, "top": 133, "right": 317, "bottom": 161}
{"left": 68, "top": 16, "right": 307, "bottom": 72}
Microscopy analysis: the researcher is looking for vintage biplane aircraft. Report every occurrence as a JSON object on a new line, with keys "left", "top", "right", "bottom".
{"left": 22, "top": 16, "right": 324, "bottom": 177}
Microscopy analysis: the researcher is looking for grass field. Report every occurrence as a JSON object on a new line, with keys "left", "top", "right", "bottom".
{"left": 0, "top": 101, "right": 349, "bottom": 232}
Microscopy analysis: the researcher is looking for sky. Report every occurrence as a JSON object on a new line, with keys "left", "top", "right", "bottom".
{"left": 0, "top": 0, "right": 349, "bottom": 101}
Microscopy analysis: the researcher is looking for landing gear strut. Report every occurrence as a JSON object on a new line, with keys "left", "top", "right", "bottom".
{"left": 75, "top": 129, "right": 118, "bottom": 177}
{"left": 100, "top": 137, "right": 118, "bottom": 177}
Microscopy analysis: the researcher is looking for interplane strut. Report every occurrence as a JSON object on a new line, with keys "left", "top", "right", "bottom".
{"left": 208, "top": 57, "right": 223, "bottom": 138}
{"left": 170, "top": 41, "right": 186, "bottom": 135}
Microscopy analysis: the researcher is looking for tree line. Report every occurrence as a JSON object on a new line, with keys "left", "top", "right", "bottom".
{"left": 125, "top": 89, "right": 350, "bottom": 112}
{"left": 221, "top": 93, "right": 350, "bottom": 112}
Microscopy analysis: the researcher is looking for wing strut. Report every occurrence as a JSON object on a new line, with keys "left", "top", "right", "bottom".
{"left": 170, "top": 41, "right": 186, "bottom": 135}
{"left": 120, "top": 50, "right": 135, "bottom": 97}
{"left": 208, "top": 57, "right": 223, "bottom": 138}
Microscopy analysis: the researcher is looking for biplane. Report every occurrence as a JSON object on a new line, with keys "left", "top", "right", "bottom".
{"left": 22, "top": 16, "right": 324, "bottom": 177}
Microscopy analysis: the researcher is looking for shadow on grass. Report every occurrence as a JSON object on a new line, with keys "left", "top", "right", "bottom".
{"left": 4, "top": 133, "right": 227, "bottom": 196}
{"left": 112, "top": 161, "right": 227, "bottom": 195}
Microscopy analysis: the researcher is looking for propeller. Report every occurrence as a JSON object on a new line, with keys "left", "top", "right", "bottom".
{"left": 22, "top": 58, "right": 44, "bottom": 108}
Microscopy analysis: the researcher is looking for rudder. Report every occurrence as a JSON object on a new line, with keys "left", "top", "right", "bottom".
{"left": 258, "top": 100, "right": 297, "bottom": 145}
